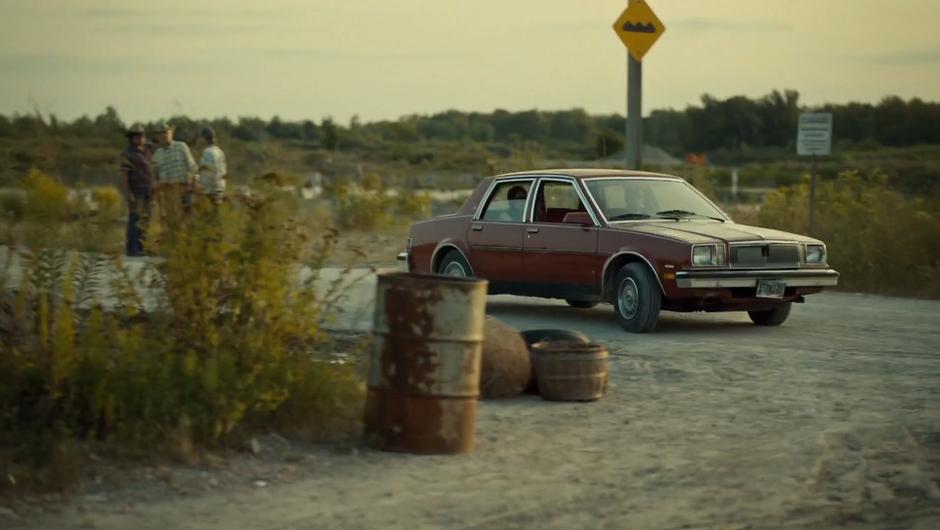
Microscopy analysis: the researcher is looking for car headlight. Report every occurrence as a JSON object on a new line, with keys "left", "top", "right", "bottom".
{"left": 804, "top": 244, "right": 826, "bottom": 264}
{"left": 691, "top": 243, "right": 726, "bottom": 267}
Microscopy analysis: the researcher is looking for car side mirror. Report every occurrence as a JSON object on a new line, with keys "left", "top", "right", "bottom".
{"left": 562, "top": 211, "right": 593, "bottom": 226}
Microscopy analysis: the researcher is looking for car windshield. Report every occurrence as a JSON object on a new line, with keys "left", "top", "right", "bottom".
{"left": 585, "top": 178, "right": 726, "bottom": 222}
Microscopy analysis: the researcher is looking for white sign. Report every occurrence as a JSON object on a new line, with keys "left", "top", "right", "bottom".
{"left": 797, "top": 113, "right": 833, "bottom": 156}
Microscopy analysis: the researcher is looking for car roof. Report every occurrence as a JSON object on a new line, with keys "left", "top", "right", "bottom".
{"left": 494, "top": 168, "right": 682, "bottom": 181}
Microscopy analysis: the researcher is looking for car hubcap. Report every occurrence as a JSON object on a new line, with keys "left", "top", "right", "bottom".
{"left": 442, "top": 261, "right": 467, "bottom": 277}
{"left": 618, "top": 277, "right": 639, "bottom": 319}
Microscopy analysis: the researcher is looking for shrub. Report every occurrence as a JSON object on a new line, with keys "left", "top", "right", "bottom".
{"left": 0, "top": 189, "right": 25, "bottom": 222}
{"left": 20, "top": 169, "right": 73, "bottom": 221}
{"left": 90, "top": 187, "right": 123, "bottom": 220}
{"left": 331, "top": 177, "right": 431, "bottom": 230}
{"left": 1, "top": 187, "right": 365, "bottom": 493}
{"left": 681, "top": 166, "right": 717, "bottom": 200}
{"left": 335, "top": 189, "right": 392, "bottom": 230}
{"left": 753, "top": 170, "right": 940, "bottom": 298}
{"left": 392, "top": 190, "right": 431, "bottom": 221}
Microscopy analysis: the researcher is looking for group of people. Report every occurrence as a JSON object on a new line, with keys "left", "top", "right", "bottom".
{"left": 119, "top": 122, "right": 227, "bottom": 256}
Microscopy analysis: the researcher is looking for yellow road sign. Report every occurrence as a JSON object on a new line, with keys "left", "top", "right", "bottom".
{"left": 613, "top": 0, "right": 665, "bottom": 61}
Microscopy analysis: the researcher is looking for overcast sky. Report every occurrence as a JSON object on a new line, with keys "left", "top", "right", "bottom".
{"left": 1, "top": 0, "right": 938, "bottom": 123}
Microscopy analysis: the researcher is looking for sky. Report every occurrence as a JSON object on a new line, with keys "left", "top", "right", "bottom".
{"left": 1, "top": 0, "right": 939, "bottom": 124}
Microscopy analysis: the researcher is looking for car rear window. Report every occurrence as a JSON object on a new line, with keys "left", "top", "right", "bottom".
{"left": 481, "top": 181, "right": 532, "bottom": 222}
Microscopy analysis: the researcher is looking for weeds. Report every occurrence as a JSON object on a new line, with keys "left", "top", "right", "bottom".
{"left": 1, "top": 184, "right": 366, "bottom": 494}
{"left": 0, "top": 170, "right": 122, "bottom": 253}
{"left": 329, "top": 176, "right": 431, "bottom": 230}
{"left": 732, "top": 170, "right": 940, "bottom": 298}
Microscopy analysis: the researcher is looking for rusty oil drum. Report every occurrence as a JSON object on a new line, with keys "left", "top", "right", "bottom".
{"left": 364, "top": 272, "right": 488, "bottom": 454}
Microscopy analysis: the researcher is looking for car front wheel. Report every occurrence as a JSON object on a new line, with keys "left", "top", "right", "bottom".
{"left": 437, "top": 250, "right": 472, "bottom": 278}
{"left": 748, "top": 302, "right": 791, "bottom": 326}
{"left": 613, "top": 263, "right": 661, "bottom": 333}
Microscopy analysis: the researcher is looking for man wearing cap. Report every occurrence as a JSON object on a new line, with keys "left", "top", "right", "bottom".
{"left": 197, "top": 127, "right": 227, "bottom": 202}
{"left": 119, "top": 123, "right": 154, "bottom": 256}
{"left": 152, "top": 122, "right": 197, "bottom": 208}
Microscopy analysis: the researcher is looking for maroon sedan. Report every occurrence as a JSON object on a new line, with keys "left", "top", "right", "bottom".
{"left": 399, "top": 169, "right": 838, "bottom": 332}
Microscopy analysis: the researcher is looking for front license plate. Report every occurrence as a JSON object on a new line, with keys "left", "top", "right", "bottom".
{"left": 756, "top": 279, "right": 786, "bottom": 299}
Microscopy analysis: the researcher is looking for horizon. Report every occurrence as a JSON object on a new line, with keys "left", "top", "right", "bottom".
{"left": 3, "top": 91, "right": 934, "bottom": 127}
{"left": 1, "top": 0, "right": 939, "bottom": 123}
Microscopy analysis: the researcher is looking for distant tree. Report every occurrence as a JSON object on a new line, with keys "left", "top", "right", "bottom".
{"left": 374, "top": 118, "right": 420, "bottom": 142}
{"left": 757, "top": 89, "right": 800, "bottom": 147}
{"left": 644, "top": 109, "right": 686, "bottom": 154}
{"left": 468, "top": 113, "right": 495, "bottom": 142}
{"left": 93, "top": 106, "right": 124, "bottom": 137}
{"left": 11, "top": 114, "right": 47, "bottom": 137}
{"left": 417, "top": 110, "right": 470, "bottom": 141}
{"left": 320, "top": 117, "right": 339, "bottom": 151}
{"left": 504, "top": 109, "right": 545, "bottom": 141}
{"left": 233, "top": 117, "right": 268, "bottom": 141}
{"left": 594, "top": 114, "right": 625, "bottom": 135}
{"left": 547, "top": 109, "right": 594, "bottom": 143}
{"left": 208, "top": 117, "right": 235, "bottom": 141}
{"left": 594, "top": 129, "right": 624, "bottom": 159}
{"left": 164, "top": 115, "right": 199, "bottom": 144}
{"left": 64, "top": 115, "right": 96, "bottom": 137}
{"left": 301, "top": 120, "right": 318, "bottom": 142}
{"left": 267, "top": 116, "right": 303, "bottom": 140}
{"left": 827, "top": 102, "right": 875, "bottom": 144}
{"left": 0, "top": 115, "right": 11, "bottom": 137}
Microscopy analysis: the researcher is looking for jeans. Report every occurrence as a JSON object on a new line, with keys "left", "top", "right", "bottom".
{"left": 126, "top": 192, "right": 152, "bottom": 256}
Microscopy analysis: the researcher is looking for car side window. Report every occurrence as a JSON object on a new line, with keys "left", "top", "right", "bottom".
{"left": 480, "top": 181, "right": 532, "bottom": 222}
{"left": 533, "top": 181, "right": 587, "bottom": 223}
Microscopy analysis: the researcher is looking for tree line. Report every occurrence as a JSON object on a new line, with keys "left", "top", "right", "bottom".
{"left": 1, "top": 90, "right": 938, "bottom": 157}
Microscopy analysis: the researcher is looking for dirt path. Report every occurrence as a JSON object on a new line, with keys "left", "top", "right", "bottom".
{"left": 5, "top": 291, "right": 940, "bottom": 529}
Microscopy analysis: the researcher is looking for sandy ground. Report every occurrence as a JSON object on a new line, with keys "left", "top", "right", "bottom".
{"left": 3, "top": 273, "right": 940, "bottom": 529}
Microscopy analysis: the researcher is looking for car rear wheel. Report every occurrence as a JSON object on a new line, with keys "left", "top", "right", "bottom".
{"left": 437, "top": 250, "right": 472, "bottom": 278}
{"left": 565, "top": 300, "right": 598, "bottom": 309}
{"left": 748, "top": 302, "right": 791, "bottom": 326}
{"left": 613, "top": 263, "right": 661, "bottom": 333}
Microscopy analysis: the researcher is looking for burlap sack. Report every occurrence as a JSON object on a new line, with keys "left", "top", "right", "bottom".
{"left": 480, "top": 317, "right": 531, "bottom": 399}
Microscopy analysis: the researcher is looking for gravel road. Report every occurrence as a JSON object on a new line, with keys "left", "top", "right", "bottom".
{"left": 7, "top": 271, "right": 940, "bottom": 530}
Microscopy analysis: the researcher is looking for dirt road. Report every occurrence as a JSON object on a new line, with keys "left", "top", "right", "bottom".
{"left": 8, "top": 281, "right": 940, "bottom": 529}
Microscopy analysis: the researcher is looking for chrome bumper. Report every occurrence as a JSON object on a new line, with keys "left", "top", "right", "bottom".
{"left": 675, "top": 268, "right": 839, "bottom": 288}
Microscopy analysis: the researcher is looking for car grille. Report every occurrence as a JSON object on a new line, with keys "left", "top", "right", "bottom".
{"left": 730, "top": 243, "right": 799, "bottom": 269}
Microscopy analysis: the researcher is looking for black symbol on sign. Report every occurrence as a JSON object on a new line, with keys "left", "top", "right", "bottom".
{"left": 623, "top": 21, "right": 656, "bottom": 33}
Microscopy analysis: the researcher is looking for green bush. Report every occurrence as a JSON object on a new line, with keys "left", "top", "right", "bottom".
{"left": 392, "top": 190, "right": 431, "bottom": 220}
{"left": 1, "top": 188, "right": 365, "bottom": 493}
{"left": 753, "top": 170, "right": 940, "bottom": 298}
{"left": 334, "top": 188, "right": 392, "bottom": 231}
{"left": 331, "top": 177, "right": 431, "bottom": 230}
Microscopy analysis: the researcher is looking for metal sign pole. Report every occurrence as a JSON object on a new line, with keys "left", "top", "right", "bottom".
{"left": 613, "top": 0, "right": 662, "bottom": 170}
{"left": 626, "top": 53, "right": 642, "bottom": 170}
{"left": 808, "top": 154, "right": 817, "bottom": 235}
{"left": 797, "top": 112, "right": 832, "bottom": 236}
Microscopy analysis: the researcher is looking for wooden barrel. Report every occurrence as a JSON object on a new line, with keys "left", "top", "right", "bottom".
{"left": 531, "top": 341, "right": 609, "bottom": 402}
{"left": 364, "top": 272, "right": 488, "bottom": 454}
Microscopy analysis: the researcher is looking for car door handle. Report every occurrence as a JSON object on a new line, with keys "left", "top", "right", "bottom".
{"left": 526, "top": 227, "right": 539, "bottom": 234}
{"left": 471, "top": 224, "right": 483, "bottom": 231}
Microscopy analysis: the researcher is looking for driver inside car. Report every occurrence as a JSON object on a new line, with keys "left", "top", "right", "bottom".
{"left": 503, "top": 185, "right": 528, "bottom": 222}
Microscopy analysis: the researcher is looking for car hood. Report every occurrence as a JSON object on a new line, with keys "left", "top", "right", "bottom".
{"left": 610, "top": 220, "right": 821, "bottom": 245}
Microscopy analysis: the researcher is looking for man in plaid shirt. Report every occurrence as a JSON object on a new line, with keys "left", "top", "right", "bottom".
{"left": 153, "top": 123, "right": 198, "bottom": 206}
